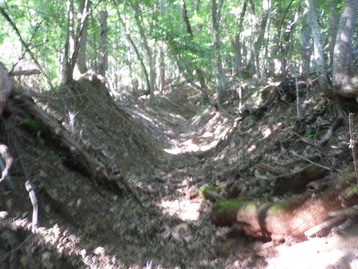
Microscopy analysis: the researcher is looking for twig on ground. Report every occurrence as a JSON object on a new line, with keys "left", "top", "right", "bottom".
{"left": 304, "top": 216, "right": 346, "bottom": 238}
{"left": 291, "top": 151, "right": 332, "bottom": 171}
{"left": 329, "top": 205, "right": 358, "bottom": 217}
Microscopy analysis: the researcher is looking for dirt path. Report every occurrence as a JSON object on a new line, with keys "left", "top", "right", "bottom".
{"left": 0, "top": 81, "right": 357, "bottom": 268}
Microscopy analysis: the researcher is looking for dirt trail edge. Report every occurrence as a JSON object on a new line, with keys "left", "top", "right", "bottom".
{"left": 0, "top": 78, "right": 357, "bottom": 269}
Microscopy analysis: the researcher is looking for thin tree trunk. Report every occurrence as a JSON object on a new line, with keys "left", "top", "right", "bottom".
{"left": 181, "top": 0, "right": 209, "bottom": 102}
{"left": 212, "top": 0, "right": 226, "bottom": 102}
{"left": 134, "top": 15, "right": 155, "bottom": 99}
{"left": 65, "top": 0, "right": 90, "bottom": 84}
{"left": 301, "top": 8, "right": 311, "bottom": 74}
{"left": 126, "top": 34, "right": 152, "bottom": 97}
{"left": 61, "top": 0, "right": 73, "bottom": 84}
{"left": 253, "top": 0, "right": 269, "bottom": 78}
{"left": 233, "top": 0, "right": 248, "bottom": 77}
{"left": 98, "top": 10, "right": 108, "bottom": 77}
{"left": 159, "top": 0, "right": 165, "bottom": 93}
{"left": 306, "top": 0, "right": 331, "bottom": 94}
{"left": 75, "top": 0, "right": 89, "bottom": 75}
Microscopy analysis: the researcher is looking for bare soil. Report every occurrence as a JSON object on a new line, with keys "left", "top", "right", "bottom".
{"left": 0, "top": 78, "right": 357, "bottom": 268}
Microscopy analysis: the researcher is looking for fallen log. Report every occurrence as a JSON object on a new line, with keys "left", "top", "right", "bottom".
{"left": 210, "top": 172, "right": 357, "bottom": 241}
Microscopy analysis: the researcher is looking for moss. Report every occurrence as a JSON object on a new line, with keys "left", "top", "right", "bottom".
{"left": 306, "top": 165, "right": 318, "bottom": 174}
{"left": 21, "top": 119, "right": 40, "bottom": 132}
{"left": 213, "top": 199, "right": 292, "bottom": 215}
{"left": 213, "top": 200, "right": 251, "bottom": 213}
{"left": 198, "top": 185, "right": 222, "bottom": 198}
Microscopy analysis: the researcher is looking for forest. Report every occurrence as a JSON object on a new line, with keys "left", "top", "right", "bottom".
{"left": 0, "top": 0, "right": 357, "bottom": 268}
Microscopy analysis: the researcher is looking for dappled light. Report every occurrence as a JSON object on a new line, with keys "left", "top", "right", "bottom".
{"left": 1, "top": 0, "right": 358, "bottom": 267}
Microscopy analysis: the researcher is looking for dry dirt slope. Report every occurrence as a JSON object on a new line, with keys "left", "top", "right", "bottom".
{"left": 0, "top": 78, "right": 357, "bottom": 268}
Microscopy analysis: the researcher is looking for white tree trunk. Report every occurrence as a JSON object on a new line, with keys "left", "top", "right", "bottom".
{"left": 306, "top": 0, "right": 331, "bottom": 94}
{"left": 332, "top": 0, "right": 358, "bottom": 97}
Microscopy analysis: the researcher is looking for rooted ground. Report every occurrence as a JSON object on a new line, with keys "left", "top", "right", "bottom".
{"left": 0, "top": 77, "right": 357, "bottom": 268}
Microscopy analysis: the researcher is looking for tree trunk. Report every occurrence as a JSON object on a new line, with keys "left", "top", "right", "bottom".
{"left": 0, "top": 65, "right": 11, "bottom": 117}
{"left": 280, "top": 7, "right": 299, "bottom": 79}
{"left": 135, "top": 15, "right": 155, "bottom": 99}
{"left": 328, "top": 0, "right": 339, "bottom": 66}
{"left": 301, "top": 8, "right": 311, "bottom": 75}
{"left": 181, "top": 0, "right": 209, "bottom": 102}
{"left": 61, "top": 0, "right": 73, "bottom": 84}
{"left": 75, "top": 0, "right": 89, "bottom": 75}
{"left": 62, "top": 0, "right": 90, "bottom": 84}
{"left": 232, "top": 0, "right": 248, "bottom": 78}
{"left": 253, "top": 0, "right": 269, "bottom": 78}
{"left": 159, "top": 0, "right": 165, "bottom": 93}
{"left": 98, "top": 10, "right": 108, "bottom": 77}
{"left": 332, "top": 0, "right": 358, "bottom": 97}
{"left": 212, "top": 0, "right": 226, "bottom": 103}
{"left": 306, "top": 0, "right": 331, "bottom": 94}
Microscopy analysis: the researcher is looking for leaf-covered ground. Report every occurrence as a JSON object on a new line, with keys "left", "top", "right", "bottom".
{"left": 0, "top": 77, "right": 357, "bottom": 268}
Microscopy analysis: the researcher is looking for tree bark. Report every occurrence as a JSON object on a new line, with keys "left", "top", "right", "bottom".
{"left": 332, "top": 0, "right": 358, "bottom": 97}
{"left": 232, "top": 0, "right": 248, "bottom": 78}
{"left": 328, "top": 0, "right": 339, "bottom": 66}
{"left": 75, "top": 0, "right": 89, "bottom": 75}
{"left": 253, "top": 0, "right": 269, "bottom": 78}
{"left": 134, "top": 14, "right": 155, "bottom": 99}
{"left": 0, "top": 65, "right": 12, "bottom": 117}
{"left": 62, "top": 0, "right": 90, "bottom": 84}
{"left": 211, "top": 172, "right": 357, "bottom": 240}
{"left": 159, "top": 0, "right": 165, "bottom": 93}
{"left": 212, "top": 0, "right": 226, "bottom": 103}
{"left": 301, "top": 8, "right": 311, "bottom": 74}
{"left": 98, "top": 10, "right": 108, "bottom": 77}
{"left": 306, "top": 0, "right": 331, "bottom": 94}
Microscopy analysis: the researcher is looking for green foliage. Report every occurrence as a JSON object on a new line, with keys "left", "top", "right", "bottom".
{"left": 304, "top": 127, "right": 316, "bottom": 138}
{"left": 262, "top": 190, "right": 274, "bottom": 199}
{"left": 347, "top": 184, "right": 358, "bottom": 195}
{"left": 213, "top": 200, "right": 249, "bottom": 213}
{"left": 22, "top": 211, "right": 29, "bottom": 218}
{"left": 306, "top": 165, "right": 318, "bottom": 174}
{"left": 0, "top": 0, "right": 347, "bottom": 94}
{"left": 20, "top": 119, "right": 40, "bottom": 132}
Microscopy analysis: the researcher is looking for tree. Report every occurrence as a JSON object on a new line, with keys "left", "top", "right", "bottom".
{"left": 98, "top": 10, "right": 108, "bottom": 77}
{"left": 180, "top": 0, "right": 209, "bottom": 102}
{"left": 62, "top": 0, "right": 90, "bottom": 84}
{"left": 306, "top": 0, "right": 331, "bottom": 94}
{"left": 212, "top": 0, "right": 226, "bottom": 102}
{"left": 332, "top": 0, "right": 358, "bottom": 97}
{"left": 75, "top": 0, "right": 90, "bottom": 75}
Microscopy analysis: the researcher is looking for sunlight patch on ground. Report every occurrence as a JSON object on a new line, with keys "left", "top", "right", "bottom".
{"left": 158, "top": 198, "right": 201, "bottom": 221}
{"left": 266, "top": 235, "right": 358, "bottom": 269}
{"left": 164, "top": 124, "right": 231, "bottom": 155}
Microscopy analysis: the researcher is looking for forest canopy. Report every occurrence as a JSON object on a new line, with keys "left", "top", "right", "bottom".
{"left": 0, "top": 0, "right": 357, "bottom": 101}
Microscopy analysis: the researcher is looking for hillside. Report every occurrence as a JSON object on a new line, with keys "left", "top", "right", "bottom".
{"left": 0, "top": 76, "right": 357, "bottom": 269}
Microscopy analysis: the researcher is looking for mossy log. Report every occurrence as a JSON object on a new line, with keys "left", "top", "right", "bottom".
{"left": 210, "top": 173, "right": 357, "bottom": 241}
